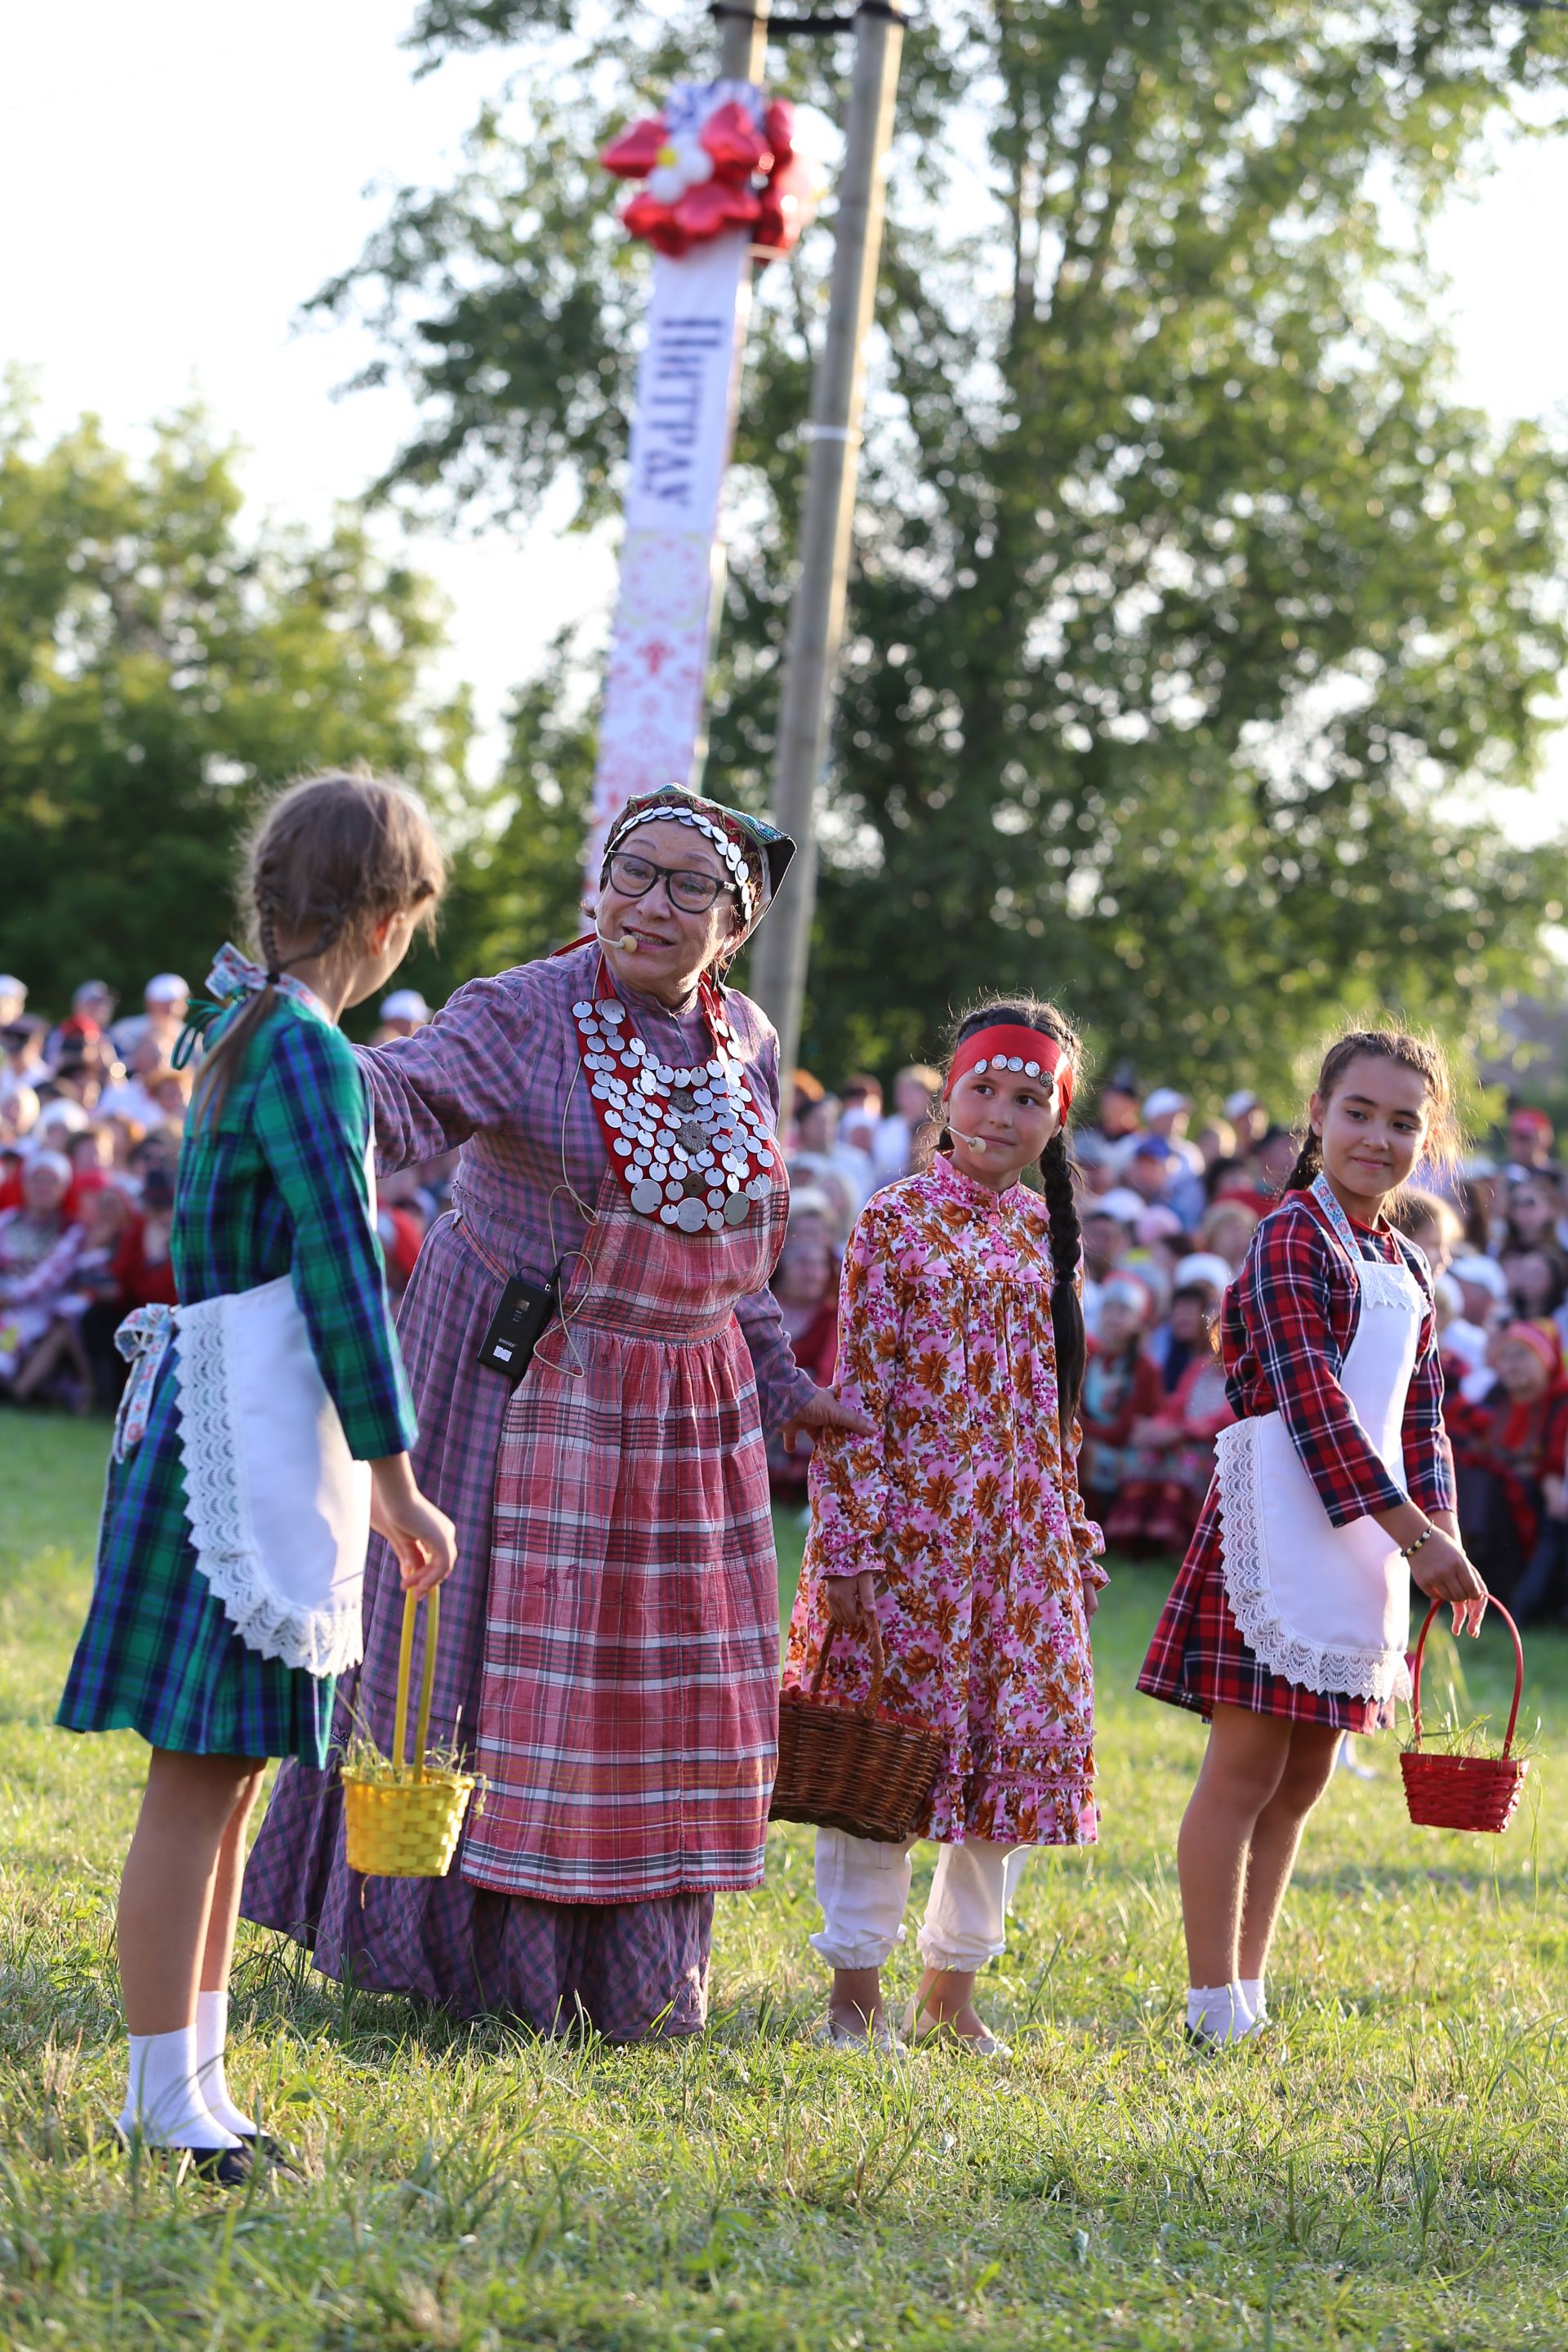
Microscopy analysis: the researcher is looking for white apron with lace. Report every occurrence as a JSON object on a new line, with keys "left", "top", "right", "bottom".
{"left": 1213, "top": 1181, "right": 1423, "bottom": 1701}
{"left": 169, "top": 1274, "right": 371, "bottom": 1677}
{"left": 113, "top": 1272, "right": 372, "bottom": 1679}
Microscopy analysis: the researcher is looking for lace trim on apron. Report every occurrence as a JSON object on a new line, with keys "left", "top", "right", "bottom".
{"left": 113, "top": 1278, "right": 372, "bottom": 1678}
{"left": 1214, "top": 1177, "right": 1421, "bottom": 1702}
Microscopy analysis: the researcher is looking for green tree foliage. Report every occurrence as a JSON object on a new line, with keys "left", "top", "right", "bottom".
{"left": 0, "top": 395, "right": 470, "bottom": 1018}
{"left": 421, "top": 632, "right": 598, "bottom": 991}
{"left": 326, "top": 1, "right": 1568, "bottom": 1094}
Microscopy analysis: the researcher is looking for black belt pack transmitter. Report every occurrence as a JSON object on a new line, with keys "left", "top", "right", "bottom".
{"left": 477, "top": 1268, "right": 559, "bottom": 1383}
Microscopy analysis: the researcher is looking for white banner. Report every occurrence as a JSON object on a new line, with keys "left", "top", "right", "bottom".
{"left": 583, "top": 87, "right": 760, "bottom": 898}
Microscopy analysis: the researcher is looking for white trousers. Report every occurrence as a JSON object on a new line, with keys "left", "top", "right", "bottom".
{"left": 809, "top": 1828, "right": 1030, "bottom": 1972}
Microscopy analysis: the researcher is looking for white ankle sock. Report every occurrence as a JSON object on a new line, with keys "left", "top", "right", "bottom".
{"left": 1238, "top": 1976, "right": 1267, "bottom": 2025}
{"left": 194, "top": 1990, "right": 256, "bottom": 2138}
{"left": 1186, "top": 1984, "right": 1254, "bottom": 2045}
{"left": 121, "top": 2025, "right": 238, "bottom": 2149}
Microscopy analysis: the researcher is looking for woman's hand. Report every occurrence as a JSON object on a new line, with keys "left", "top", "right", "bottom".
{"left": 1408, "top": 1527, "right": 1488, "bottom": 1637}
{"left": 824, "top": 1570, "right": 878, "bottom": 1631}
{"left": 782, "top": 1386, "right": 876, "bottom": 1458}
{"left": 1079, "top": 1565, "right": 1102, "bottom": 1622}
{"left": 371, "top": 1454, "right": 458, "bottom": 1600}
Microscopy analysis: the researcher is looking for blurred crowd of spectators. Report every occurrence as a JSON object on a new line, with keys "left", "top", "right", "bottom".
{"left": 768, "top": 1058, "right": 1568, "bottom": 1612}
{"left": 11, "top": 954, "right": 1568, "bottom": 1606}
{"left": 0, "top": 969, "right": 449, "bottom": 1414}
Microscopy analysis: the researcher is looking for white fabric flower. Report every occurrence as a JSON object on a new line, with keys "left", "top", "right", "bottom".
{"left": 646, "top": 135, "right": 715, "bottom": 206}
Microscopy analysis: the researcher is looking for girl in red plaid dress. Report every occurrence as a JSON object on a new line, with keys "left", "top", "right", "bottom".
{"left": 1138, "top": 1031, "right": 1488, "bottom": 2048}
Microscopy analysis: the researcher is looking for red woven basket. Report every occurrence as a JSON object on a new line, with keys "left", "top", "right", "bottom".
{"left": 1400, "top": 1597, "right": 1527, "bottom": 1835}
{"left": 770, "top": 1616, "right": 943, "bottom": 1845}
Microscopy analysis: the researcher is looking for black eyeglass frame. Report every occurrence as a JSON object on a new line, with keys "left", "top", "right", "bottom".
{"left": 602, "top": 849, "right": 737, "bottom": 915}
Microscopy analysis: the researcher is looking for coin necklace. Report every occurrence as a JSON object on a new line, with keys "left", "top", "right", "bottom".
{"left": 572, "top": 959, "right": 777, "bottom": 1233}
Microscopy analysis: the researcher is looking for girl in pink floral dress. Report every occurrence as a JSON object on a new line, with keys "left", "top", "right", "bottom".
{"left": 784, "top": 999, "right": 1106, "bottom": 2055}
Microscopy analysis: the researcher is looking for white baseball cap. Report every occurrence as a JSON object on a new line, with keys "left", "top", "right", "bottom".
{"left": 1224, "top": 1089, "right": 1261, "bottom": 1120}
{"left": 36, "top": 1099, "right": 89, "bottom": 1137}
{"left": 1174, "top": 1252, "right": 1233, "bottom": 1294}
{"left": 1092, "top": 1187, "right": 1146, "bottom": 1226}
{"left": 0, "top": 975, "right": 25, "bottom": 1002}
{"left": 380, "top": 988, "right": 431, "bottom": 1025}
{"left": 1142, "top": 1088, "right": 1188, "bottom": 1120}
{"left": 1451, "top": 1255, "right": 1509, "bottom": 1303}
{"left": 145, "top": 973, "right": 189, "bottom": 1004}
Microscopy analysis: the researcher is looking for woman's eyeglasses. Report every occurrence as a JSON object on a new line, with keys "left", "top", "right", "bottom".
{"left": 604, "top": 850, "right": 733, "bottom": 915}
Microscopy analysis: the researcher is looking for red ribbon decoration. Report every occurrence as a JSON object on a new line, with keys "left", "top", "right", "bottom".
{"left": 944, "top": 1026, "right": 1075, "bottom": 1113}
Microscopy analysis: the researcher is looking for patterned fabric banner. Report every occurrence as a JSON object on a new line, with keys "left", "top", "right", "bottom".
{"left": 582, "top": 82, "right": 762, "bottom": 900}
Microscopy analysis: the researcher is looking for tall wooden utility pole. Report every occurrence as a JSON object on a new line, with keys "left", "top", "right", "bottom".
{"left": 716, "top": 0, "right": 771, "bottom": 80}
{"left": 749, "top": 2, "right": 906, "bottom": 1076}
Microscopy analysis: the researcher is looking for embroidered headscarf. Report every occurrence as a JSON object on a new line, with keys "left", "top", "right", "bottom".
{"left": 601, "top": 785, "right": 795, "bottom": 947}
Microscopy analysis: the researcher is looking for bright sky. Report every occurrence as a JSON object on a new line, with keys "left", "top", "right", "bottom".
{"left": 2, "top": 2, "right": 1566, "bottom": 830}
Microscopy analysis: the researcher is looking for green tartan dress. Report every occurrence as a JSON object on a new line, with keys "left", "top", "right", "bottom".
{"left": 57, "top": 995, "right": 416, "bottom": 1764}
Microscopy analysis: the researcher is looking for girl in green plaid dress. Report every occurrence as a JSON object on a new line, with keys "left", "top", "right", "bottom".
{"left": 58, "top": 775, "right": 457, "bottom": 2183}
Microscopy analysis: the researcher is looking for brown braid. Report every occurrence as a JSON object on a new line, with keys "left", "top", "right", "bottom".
{"left": 192, "top": 773, "right": 444, "bottom": 1130}
{"left": 929, "top": 995, "right": 1088, "bottom": 1437}
{"left": 1285, "top": 1027, "right": 1459, "bottom": 1196}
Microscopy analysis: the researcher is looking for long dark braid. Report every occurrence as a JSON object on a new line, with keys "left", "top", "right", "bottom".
{"left": 1285, "top": 1027, "right": 1459, "bottom": 1197}
{"left": 939, "top": 996, "right": 1088, "bottom": 1437}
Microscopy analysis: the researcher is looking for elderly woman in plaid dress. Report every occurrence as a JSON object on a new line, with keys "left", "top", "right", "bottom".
{"left": 244, "top": 785, "right": 867, "bottom": 2042}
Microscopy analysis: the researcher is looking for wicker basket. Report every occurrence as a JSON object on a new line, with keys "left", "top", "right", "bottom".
{"left": 770, "top": 1615, "right": 943, "bottom": 1845}
{"left": 341, "top": 1588, "right": 479, "bottom": 1878}
{"left": 1400, "top": 1596, "right": 1527, "bottom": 1835}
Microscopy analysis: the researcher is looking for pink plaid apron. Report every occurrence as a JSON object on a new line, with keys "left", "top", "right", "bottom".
{"left": 467, "top": 1155, "right": 788, "bottom": 1903}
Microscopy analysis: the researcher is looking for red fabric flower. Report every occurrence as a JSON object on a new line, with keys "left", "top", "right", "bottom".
{"left": 700, "top": 98, "right": 769, "bottom": 181}
{"left": 622, "top": 190, "right": 691, "bottom": 257}
{"left": 600, "top": 115, "right": 667, "bottom": 178}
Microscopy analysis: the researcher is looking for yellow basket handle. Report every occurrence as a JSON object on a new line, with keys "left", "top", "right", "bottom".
{"left": 392, "top": 1585, "right": 440, "bottom": 1783}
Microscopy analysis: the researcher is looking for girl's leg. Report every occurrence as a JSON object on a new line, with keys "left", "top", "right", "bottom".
{"left": 914, "top": 1840, "right": 1024, "bottom": 2042}
{"left": 195, "top": 1771, "right": 269, "bottom": 2136}
{"left": 1236, "top": 1722, "right": 1341, "bottom": 1996}
{"left": 117, "top": 1750, "right": 265, "bottom": 2147}
{"left": 809, "top": 1829, "right": 913, "bottom": 2037}
{"left": 1175, "top": 1705, "right": 1294, "bottom": 1992}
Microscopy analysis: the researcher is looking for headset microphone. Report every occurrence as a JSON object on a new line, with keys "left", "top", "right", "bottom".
{"left": 595, "top": 922, "right": 638, "bottom": 955}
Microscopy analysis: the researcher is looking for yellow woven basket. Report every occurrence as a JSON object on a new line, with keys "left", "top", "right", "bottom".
{"left": 341, "top": 1588, "right": 479, "bottom": 1879}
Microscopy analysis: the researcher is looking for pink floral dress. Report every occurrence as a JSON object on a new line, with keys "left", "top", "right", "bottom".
{"left": 783, "top": 1153, "right": 1106, "bottom": 1847}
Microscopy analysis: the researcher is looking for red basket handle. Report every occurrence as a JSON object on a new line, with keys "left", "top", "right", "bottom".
{"left": 808, "top": 1610, "right": 886, "bottom": 1721}
{"left": 1407, "top": 1593, "right": 1524, "bottom": 1757}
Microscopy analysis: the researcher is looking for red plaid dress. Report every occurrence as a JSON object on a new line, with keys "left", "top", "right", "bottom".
{"left": 470, "top": 1157, "right": 786, "bottom": 1902}
{"left": 1138, "top": 1189, "right": 1454, "bottom": 1731}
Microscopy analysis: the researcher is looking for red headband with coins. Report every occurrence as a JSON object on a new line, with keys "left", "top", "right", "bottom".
{"left": 944, "top": 1026, "right": 1074, "bottom": 1112}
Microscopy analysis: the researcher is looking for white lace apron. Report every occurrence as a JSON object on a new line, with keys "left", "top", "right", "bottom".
{"left": 1213, "top": 1177, "right": 1423, "bottom": 1700}
{"left": 114, "top": 1275, "right": 372, "bottom": 1680}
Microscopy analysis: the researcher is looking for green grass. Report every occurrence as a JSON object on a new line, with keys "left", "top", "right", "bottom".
{"left": 2, "top": 1415, "right": 1566, "bottom": 2350}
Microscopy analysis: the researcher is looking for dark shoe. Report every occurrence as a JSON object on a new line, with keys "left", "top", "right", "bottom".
{"left": 118, "top": 2127, "right": 256, "bottom": 2189}
{"left": 239, "top": 2131, "right": 303, "bottom": 2179}
{"left": 185, "top": 2144, "right": 256, "bottom": 2188}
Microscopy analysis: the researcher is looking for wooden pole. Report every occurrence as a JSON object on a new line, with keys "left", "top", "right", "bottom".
{"left": 750, "top": 2, "right": 904, "bottom": 1076}
{"left": 717, "top": 1, "right": 771, "bottom": 82}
